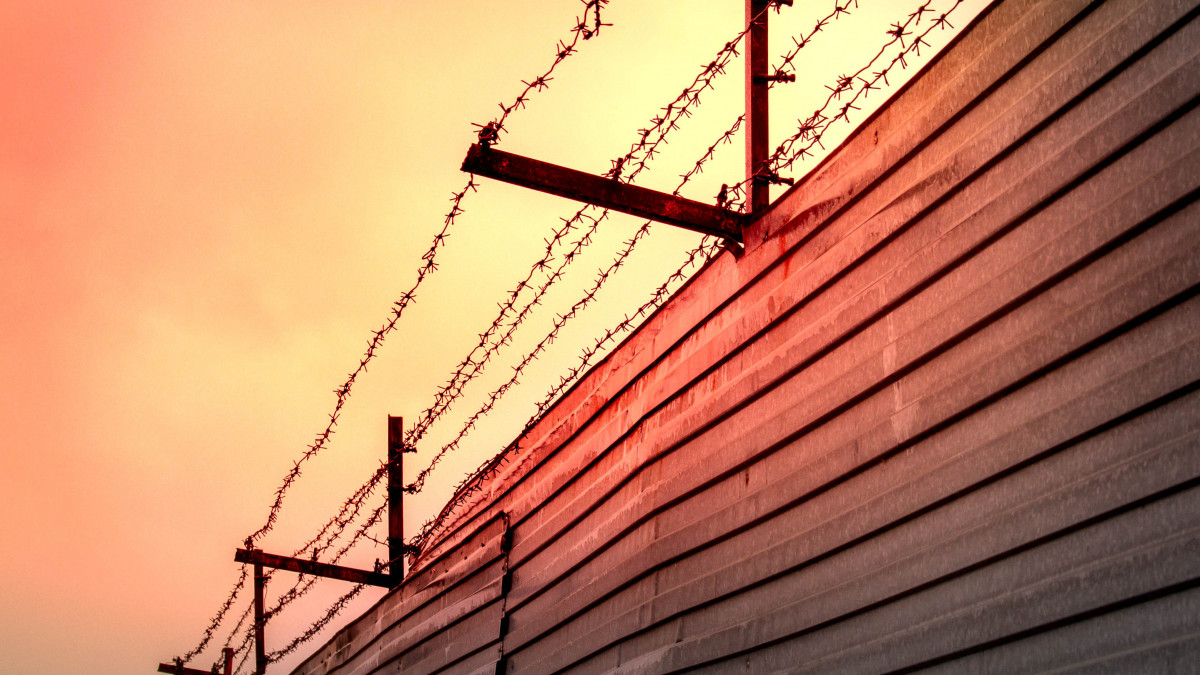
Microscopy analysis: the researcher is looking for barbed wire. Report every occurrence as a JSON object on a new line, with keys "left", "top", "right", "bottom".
{"left": 407, "top": 150, "right": 748, "bottom": 551}
{"left": 401, "top": 207, "right": 609, "bottom": 489}
{"left": 242, "top": 510, "right": 395, "bottom": 673}
{"left": 242, "top": 176, "right": 476, "bottom": 556}
{"left": 400, "top": 0, "right": 619, "bottom": 449}
{"left": 727, "top": 0, "right": 957, "bottom": 208}
{"left": 223, "top": 602, "right": 253, "bottom": 654}
{"left": 179, "top": 1, "right": 968, "bottom": 667}
{"left": 680, "top": 0, "right": 863, "bottom": 209}
{"left": 770, "top": 0, "right": 953, "bottom": 174}
{"left": 677, "top": 114, "right": 744, "bottom": 196}
{"left": 186, "top": 190, "right": 465, "bottom": 663}
{"left": 241, "top": 0, "right": 618, "bottom": 559}
{"left": 211, "top": 0, "right": 883, "bottom": 659}
{"left": 399, "top": 4, "right": 794, "bottom": 550}
{"left": 219, "top": 472, "right": 396, "bottom": 672}
{"left": 230, "top": 618, "right": 256, "bottom": 675}
{"left": 218, "top": 496, "right": 389, "bottom": 675}
{"left": 772, "top": 0, "right": 862, "bottom": 85}
{"left": 174, "top": 3, "right": 622, "bottom": 666}
{"left": 264, "top": 497, "right": 390, "bottom": 623}
{"left": 405, "top": 0, "right": 942, "bottom": 553}
{"left": 529, "top": 235, "right": 724, "bottom": 421}
{"left": 178, "top": 565, "right": 249, "bottom": 663}
{"left": 477, "top": 0, "right": 611, "bottom": 147}
{"left": 402, "top": 205, "right": 606, "bottom": 448}
{"left": 400, "top": 4, "right": 777, "bottom": 452}
{"left": 407, "top": 0, "right": 886, "bottom": 551}
{"left": 397, "top": 3, "right": 776, "bottom": 504}
{"left": 269, "top": 584, "right": 368, "bottom": 664}
{"left": 199, "top": 467, "right": 388, "bottom": 673}
{"left": 612, "top": 1, "right": 775, "bottom": 184}
{"left": 229, "top": 0, "right": 951, "bottom": 662}
{"left": 411, "top": 230, "right": 726, "bottom": 554}
{"left": 524, "top": 0, "right": 961, "bottom": 428}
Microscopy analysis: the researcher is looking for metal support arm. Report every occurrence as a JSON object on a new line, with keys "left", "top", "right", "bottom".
{"left": 462, "top": 144, "right": 745, "bottom": 242}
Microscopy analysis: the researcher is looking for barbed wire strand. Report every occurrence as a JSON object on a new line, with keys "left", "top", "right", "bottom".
{"left": 401, "top": 0, "right": 788, "bottom": 499}
{"left": 400, "top": 0, "right": 622, "bottom": 449}
{"left": 402, "top": 0, "right": 823, "bottom": 548}
{"left": 243, "top": 0, "right": 617, "bottom": 558}
{"left": 406, "top": 131, "right": 743, "bottom": 551}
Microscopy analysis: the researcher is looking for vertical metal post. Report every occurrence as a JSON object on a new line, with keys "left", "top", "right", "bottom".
{"left": 387, "top": 415, "right": 405, "bottom": 586}
{"left": 254, "top": 562, "right": 266, "bottom": 675}
{"left": 223, "top": 647, "right": 234, "bottom": 675}
{"left": 746, "top": 0, "right": 771, "bottom": 214}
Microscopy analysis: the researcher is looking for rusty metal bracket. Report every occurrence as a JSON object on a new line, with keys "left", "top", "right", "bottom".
{"left": 234, "top": 549, "right": 394, "bottom": 588}
{"left": 461, "top": 144, "right": 745, "bottom": 242}
{"left": 754, "top": 72, "right": 796, "bottom": 85}
{"left": 158, "top": 648, "right": 233, "bottom": 675}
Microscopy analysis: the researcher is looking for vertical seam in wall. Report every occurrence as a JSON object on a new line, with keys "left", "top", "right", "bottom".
{"left": 495, "top": 512, "right": 513, "bottom": 675}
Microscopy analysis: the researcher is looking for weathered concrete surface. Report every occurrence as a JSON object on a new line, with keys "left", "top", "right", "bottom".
{"left": 292, "top": 0, "right": 1200, "bottom": 672}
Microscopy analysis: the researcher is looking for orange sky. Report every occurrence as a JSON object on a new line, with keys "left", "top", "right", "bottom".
{"left": 0, "top": 2, "right": 987, "bottom": 672}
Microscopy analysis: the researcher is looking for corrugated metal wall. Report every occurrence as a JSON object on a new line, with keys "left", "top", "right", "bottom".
{"left": 293, "top": 0, "right": 1200, "bottom": 671}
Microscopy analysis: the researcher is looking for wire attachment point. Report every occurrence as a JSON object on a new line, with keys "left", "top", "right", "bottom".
{"left": 473, "top": 121, "right": 501, "bottom": 148}
{"left": 754, "top": 72, "right": 796, "bottom": 84}
{"left": 754, "top": 170, "right": 794, "bottom": 187}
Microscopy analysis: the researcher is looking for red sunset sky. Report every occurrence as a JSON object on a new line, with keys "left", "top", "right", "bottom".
{"left": 0, "top": 2, "right": 986, "bottom": 672}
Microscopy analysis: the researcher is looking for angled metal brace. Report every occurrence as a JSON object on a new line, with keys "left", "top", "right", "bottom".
{"left": 234, "top": 549, "right": 395, "bottom": 588}
{"left": 461, "top": 144, "right": 745, "bottom": 242}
